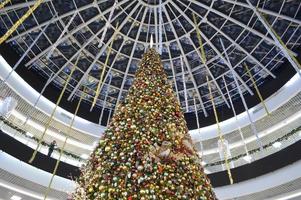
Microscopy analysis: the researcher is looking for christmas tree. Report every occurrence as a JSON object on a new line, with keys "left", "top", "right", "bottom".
{"left": 73, "top": 48, "right": 217, "bottom": 200}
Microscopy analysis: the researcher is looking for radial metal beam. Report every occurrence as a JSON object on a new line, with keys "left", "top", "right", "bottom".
{"left": 187, "top": 0, "right": 298, "bottom": 57}
{"left": 168, "top": 5, "right": 231, "bottom": 108}
{"left": 5, "top": 2, "right": 93, "bottom": 43}
{"left": 222, "top": 0, "right": 301, "bottom": 25}
{"left": 167, "top": 3, "right": 253, "bottom": 96}
{"left": 0, "top": 0, "right": 51, "bottom": 12}
{"left": 222, "top": 75, "right": 249, "bottom": 158}
{"left": 204, "top": 20, "right": 276, "bottom": 79}
{"left": 245, "top": 0, "right": 301, "bottom": 76}
{"left": 154, "top": 6, "right": 158, "bottom": 51}
{"left": 145, "top": 6, "right": 152, "bottom": 44}
{"left": 91, "top": 22, "right": 119, "bottom": 110}
{"left": 91, "top": 5, "right": 149, "bottom": 109}
{"left": 5, "top": 0, "right": 128, "bottom": 43}
{"left": 98, "top": 74, "right": 112, "bottom": 125}
{"left": 180, "top": 56, "right": 189, "bottom": 112}
{"left": 165, "top": 46, "right": 181, "bottom": 103}
{"left": 0, "top": 22, "right": 50, "bottom": 84}
{"left": 25, "top": 0, "right": 131, "bottom": 67}
{"left": 26, "top": 0, "right": 135, "bottom": 88}
{"left": 193, "top": 97, "right": 204, "bottom": 158}
{"left": 97, "top": 1, "right": 117, "bottom": 48}
{"left": 220, "top": 38, "right": 263, "bottom": 151}
{"left": 161, "top": 19, "right": 181, "bottom": 103}
{"left": 96, "top": 38, "right": 136, "bottom": 109}
{"left": 0, "top": 0, "right": 45, "bottom": 45}
{"left": 172, "top": 0, "right": 276, "bottom": 79}
{"left": 158, "top": 0, "right": 163, "bottom": 54}
{"left": 69, "top": 3, "right": 142, "bottom": 101}
{"left": 206, "top": 75, "right": 233, "bottom": 184}
{"left": 163, "top": 5, "right": 208, "bottom": 116}
{"left": 106, "top": 108, "right": 113, "bottom": 126}
{"left": 0, "top": 0, "right": 109, "bottom": 13}
{"left": 46, "top": 11, "right": 78, "bottom": 59}
{"left": 116, "top": 7, "right": 148, "bottom": 107}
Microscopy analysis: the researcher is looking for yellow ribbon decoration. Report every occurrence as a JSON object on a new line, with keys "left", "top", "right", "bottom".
{"left": 29, "top": 55, "right": 80, "bottom": 163}
{"left": 207, "top": 76, "right": 233, "bottom": 184}
{"left": 0, "top": 0, "right": 11, "bottom": 10}
{"left": 192, "top": 13, "right": 206, "bottom": 64}
{"left": 91, "top": 22, "right": 119, "bottom": 110}
{"left": 43, "top": 87, "right": 85, "bottom": 200}
{"left": 260, "top": 10, "right": 301, "bottom": 69}
{"left": 244, "top": 63, "right": 269, "bottom": 115}
{"left": 0, "top": 0, "right": 44, "bottom": 45}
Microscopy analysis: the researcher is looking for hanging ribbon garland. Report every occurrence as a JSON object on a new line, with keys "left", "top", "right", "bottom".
{"left": 1, "top": 114, "right": 300, "bottom": 167}
{"left": 43, "top": 87, "right": 86, "bottom": 200}
{"left": 223, "top": 76, "right": 250, "bottom": 159}
{"left": 244, "top": 63, "right": 270, "bottom": 115}
{"left": 0, "top": 0, "right": 44, "bottom": 45}
{"left": 193, "top": 97, "right": 204, "bottom": 158}
{"left": 219, "top": 38, "right": 263, "bottom": 151}
{"left": 245, "top": 0, "right": 301, "bottom": 76}
{"left": 98, "top": 74, "right": 113, "bottom": 124}
{"left": 29, "top": 55, "right": 80, "bottom": 163}
{"left": 192, "top": 13, "right": 206, "bottom": 64}
{"left": 91, "top": 22, "right": 119, "bottom": 110}
{"left": 0, "top": 23, "right": 51, "bottom": 87}
{"left": 0, "top": 0, "right": 11, "bottom": 10}
{"left": 180, "top": 56, "right": 188, "bottom": 112}
{"left": 206, "top": 76, "right": 233, "bottom": 184}
{"left": 259, "top": 10, "right": 301, "bottom": 70}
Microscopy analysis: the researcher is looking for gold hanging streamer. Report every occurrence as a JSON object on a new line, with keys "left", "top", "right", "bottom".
{"left": 244, "top": 63, "right": 270, "bottom": 115}
{"left": 0, "top": 0, "right": 11, "bottom": 10}
{"left": 91, "top": 22, "right": 119, "bottom": 110}
{"left": 0, "top": 0, "right": 44, "bottom": 45}
{"left": 260, "top": 10, "right": 301, "bottom": 69}
{"left": 192, "top": 13, "right": 206, "bottom": 64}
{"left": 43, "top": 87, "right": 85, "bottom": 200}
{"left": 29, "top": 55, "right": 80, "bottom": 163}
{"left": 207, "top": 76, "right": 233, "bottom": 184}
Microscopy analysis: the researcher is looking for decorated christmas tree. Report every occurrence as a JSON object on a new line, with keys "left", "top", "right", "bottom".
{"left": 73, "top": 48, "right": 217, "bottom": 200}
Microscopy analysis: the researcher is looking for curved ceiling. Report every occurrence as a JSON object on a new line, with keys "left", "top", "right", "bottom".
{"left": 0, "top": 0, "right": 301, "bottom": 119}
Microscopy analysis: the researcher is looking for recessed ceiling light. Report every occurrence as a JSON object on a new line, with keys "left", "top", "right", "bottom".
{"left": 25, "top": 132, "right": 33, "bottom": 137}
{"left": 243, "top": 155, "right": 252, "bottom": 162}
{"left": 10, "top": 195, "right": 22, "bottom": 200}
{"left": 272, "top": 142, "right": 282, "bottom": 148}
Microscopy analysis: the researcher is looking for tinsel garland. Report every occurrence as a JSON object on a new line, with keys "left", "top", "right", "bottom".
{"left": 0, "top": 116, "right": 83, "bottom": 161}
{"left": 0, "top": 117, "right": 300, "bottom": 168}
{"left": 206, "top": 126, "right": 301, "bottom": 167}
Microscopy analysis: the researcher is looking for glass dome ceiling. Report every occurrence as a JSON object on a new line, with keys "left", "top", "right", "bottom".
{"left": 0, "top": 0, "right": 300, "bottom": 116}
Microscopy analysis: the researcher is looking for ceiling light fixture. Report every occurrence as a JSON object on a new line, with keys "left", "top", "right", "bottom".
{"left": 25, "top": 132, "right": 33, "bottom": 137}
{"left": 272, "top": 142, "right": 282, "bottom": 148}
{"left": 243, "top": 155, "right": 252, "bottom": 163}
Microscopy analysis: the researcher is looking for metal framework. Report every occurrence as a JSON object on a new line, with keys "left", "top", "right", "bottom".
{"left": 0, "top": 0, "right": 300, "bottom": 116}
